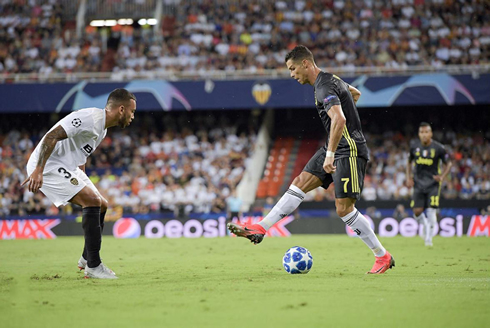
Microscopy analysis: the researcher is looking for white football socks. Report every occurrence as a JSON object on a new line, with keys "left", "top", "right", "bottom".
{"left": 341, "top": 208, "right": 386, "bottom": 257}
{"left": 258, "top": 185, "right": 306, "bottom": 230}
{"left": 426, "top": 208, "right": 438, "bottom": 242}
{"left": 415, "top": 212, "right": 430, "bottom": 242}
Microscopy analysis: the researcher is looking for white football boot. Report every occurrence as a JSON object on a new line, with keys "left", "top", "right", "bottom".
{"left": 78, "top": 256, "right": 87, "bottom": 271}
{"left": 84, "top": 263, "right": 118, "bottom": 279}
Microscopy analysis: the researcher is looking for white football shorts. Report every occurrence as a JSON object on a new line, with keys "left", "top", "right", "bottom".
{"left": 27, "top": 166, "right": 97, "bottom": 207}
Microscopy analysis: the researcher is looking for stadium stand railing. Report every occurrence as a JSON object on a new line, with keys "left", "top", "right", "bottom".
{"left": 4, "top": 65, "right": 490, "bottom": 83}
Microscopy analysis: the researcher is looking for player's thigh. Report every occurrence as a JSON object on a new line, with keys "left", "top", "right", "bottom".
{"left": 301, "top": 147, "right": 333, "bottom": 190}
{"left": 38, "top": 166, "right": 87, "bottom": 207}
{"left": 410, "top": 188, "right": 427, "bottom": 209}
{"left": 332, "top": 157, "right": 367, "bottom": 200}
{"left": 76, "top": 168, "right": 98, "bottom": 193}
{"left": 75, "top": 168, "right": 108, "bottom": 207}
{"left": 292, "top": 171, "right": 325, "bottom": 193}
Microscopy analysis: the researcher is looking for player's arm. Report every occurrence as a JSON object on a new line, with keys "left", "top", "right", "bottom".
{"left": 433, "top": 147, "right": 452, "bottom": 183}
{"left": 22, "top": 125, "right": 68, "bottom": 193}
{"left": 434, "top": 160, "right": 452, "bottom": 183}
{"left": 348, "top": 84, "right": 361, "bottom": 104}
{"left": 406, "top": 156, "right": 414, "bottom": 188}
{"left": 79, "top": 164, "right": 86, "bottom": 172}
{"left": 323, "top": 104, "right": 346, "bottom": 174}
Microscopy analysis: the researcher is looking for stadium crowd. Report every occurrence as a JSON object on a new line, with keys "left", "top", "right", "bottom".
{"left": 1, "top": 0, "right": 489, "bottom": 78}
{"left": 1, "top": 111, "right": 489, "bottom": 217}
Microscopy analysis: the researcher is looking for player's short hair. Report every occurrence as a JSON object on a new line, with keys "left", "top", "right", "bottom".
{"left": 285, "top": 45, "right": 315, "bottom": 64}
{"left": 419, "top": 122, "right": 431, "bottom": 129}
{"left": 107, "top": 89, "right": 136, "bottom": 108}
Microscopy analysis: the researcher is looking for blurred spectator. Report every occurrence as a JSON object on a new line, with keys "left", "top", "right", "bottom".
{"left": 481, "top": 205, "right": 490, "bottom": 216}
{"left": 262, "top": 196, "right": 275, "bottom": 217}
{"left": 475, "top": 181, "right": 490, "bottom": 200}
{"left": 226, "top": 189, "right": 242, "bottom": 222}
{"left": 393, "top": 204, "right": 409, "bottom": 220}
{"left": 366, "top": 206, "right": 382, "bottom": 220}
{"left": 362, "top": 180, "right": 377, "bottom": 201}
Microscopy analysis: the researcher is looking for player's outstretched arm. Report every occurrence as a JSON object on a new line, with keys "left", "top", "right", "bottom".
{"left": 22, "top": 125, "right": 68, "bottom": 193}
{"left": 348, "top": 84, "right": 361, "bottom": 104}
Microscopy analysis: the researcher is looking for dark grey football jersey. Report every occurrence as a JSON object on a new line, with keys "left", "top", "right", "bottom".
{"left": 409, "top": 139, "right": 449, "bottom": 190}
{"left": 313, "top": 71, "right": 369, "bottom": 160}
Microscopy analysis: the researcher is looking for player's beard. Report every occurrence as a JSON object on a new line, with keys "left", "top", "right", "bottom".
{"left": 118, "top": 116, "right": 129, "bottom": 129}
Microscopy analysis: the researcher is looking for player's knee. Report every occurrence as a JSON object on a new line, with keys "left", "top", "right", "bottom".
{"left": 413, "top": 208, "right": 424, "bottom": 217}
{"left": 291, "top": 176, "right": 306, "bottom": 192}
{"left": 335, "top": 196, "right": 355, "bottom": 217}
{"left": 85, "top": 194, "right": 102, "bottom": 207}
{"left": 335, "top": 202, "right": 354, "bottom": 218}
{"left": 292, "top": 172, "right": 318, "bottom": 193}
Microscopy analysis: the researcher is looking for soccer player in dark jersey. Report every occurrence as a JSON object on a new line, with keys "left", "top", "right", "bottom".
{"left": 407, "top": 122, "right": 452, "bottom": 246}
{"left": 228, "top": 45, "right": 394, "bottom": 274}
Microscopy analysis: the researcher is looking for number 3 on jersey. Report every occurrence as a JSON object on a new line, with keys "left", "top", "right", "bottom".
{"left": 58, "top": 167, "right": 72, "bottom": 179}
{"left": 341, "top": 177, "right": 350, "bottom": 193}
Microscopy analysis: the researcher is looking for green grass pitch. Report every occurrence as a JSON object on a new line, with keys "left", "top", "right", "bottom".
{"left": 1, "top": 235, "right": 489, "bottom": 328}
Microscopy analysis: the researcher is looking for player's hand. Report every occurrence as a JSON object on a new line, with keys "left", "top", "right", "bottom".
{"left": 323, "top": 156, "right": 336, "bottom": 174}
{"left": 433, "top": 175, "right": 442, "bottom": 182}
{"left": 406, "top": 178, "right": 414, "bottom": 188}
{"left": 21, "top": 167, "right": 44, "bottom": 193}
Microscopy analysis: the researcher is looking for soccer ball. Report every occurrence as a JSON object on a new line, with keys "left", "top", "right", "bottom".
{"left": 282, "top": 246, "right": 313, "bottom": 274}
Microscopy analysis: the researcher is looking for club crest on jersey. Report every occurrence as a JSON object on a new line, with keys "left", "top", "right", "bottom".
{"left": 72, "top": 118, "right": 82, "bottom": 127}
{"left": 70, "top": 178, "right": 79, "bottom": 186}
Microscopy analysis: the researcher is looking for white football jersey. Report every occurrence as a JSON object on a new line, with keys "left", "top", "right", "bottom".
{"left": 27, "top": 108, "right": 107, "bottom": 173}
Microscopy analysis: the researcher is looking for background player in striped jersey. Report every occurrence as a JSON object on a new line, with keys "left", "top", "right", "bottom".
{"left": 407, "top": 122, "right": 452, "bottom": 246}
{"left": 228, "top": 45, "right": 394, "bottom": 274}
{"left": 22, "top": 89, "right": 136, "bottom": 279}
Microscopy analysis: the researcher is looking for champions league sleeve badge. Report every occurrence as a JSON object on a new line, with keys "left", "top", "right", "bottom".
{"left": 72, "top": 118, "right": 82, "bottom": 127}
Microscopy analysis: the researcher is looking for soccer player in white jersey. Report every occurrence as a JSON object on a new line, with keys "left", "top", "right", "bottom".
{"left": 22, "top": 89, "right": 136, "bottom": 279}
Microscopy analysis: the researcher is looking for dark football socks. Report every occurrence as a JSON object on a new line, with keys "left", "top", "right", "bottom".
{"left": 82, "top": 210, "right": 106, "bottom": 260}
{"left": 82, "top": 206, "right": 102, "bottom": 268}
{"left": 100, "top": 210, "right": 106, "bottom": 232}
{"left": 82, "top": 212, "right": 106, "bottom": 260}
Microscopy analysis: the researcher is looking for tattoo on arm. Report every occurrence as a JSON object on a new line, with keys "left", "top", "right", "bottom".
{"left": 36, "top": 125, "right": 68, "bottom": 169}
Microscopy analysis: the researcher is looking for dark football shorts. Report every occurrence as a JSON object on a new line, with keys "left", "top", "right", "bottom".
{"left": 303, "top": 147, "right": 367, "bottom": 200}
{"left": 410, "top": 184, "right": 441, "bottom": 209}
